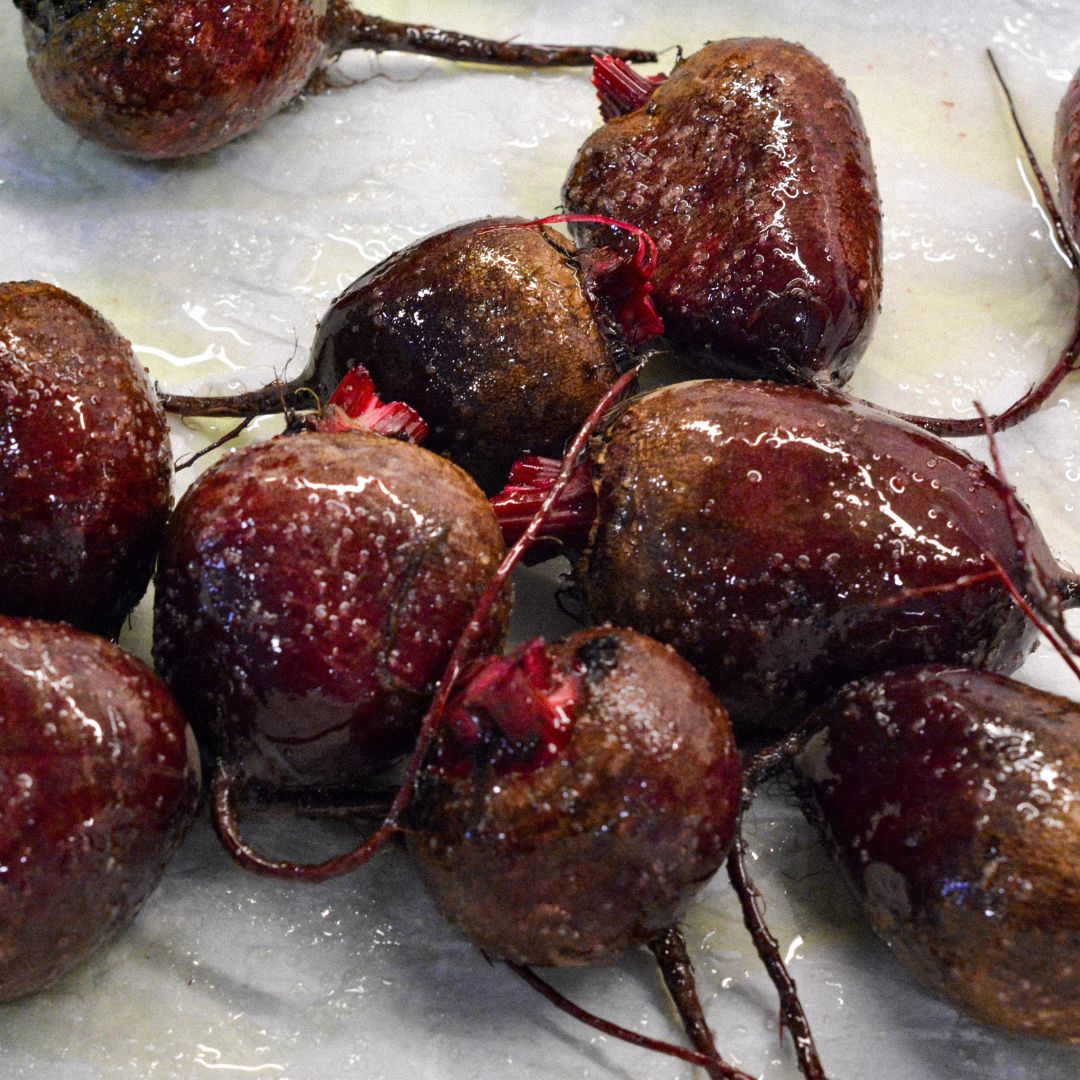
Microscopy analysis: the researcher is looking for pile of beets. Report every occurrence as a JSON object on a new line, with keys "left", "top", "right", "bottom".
{"left": 3, "top": 4, "right": 1080, "bottom": 1075}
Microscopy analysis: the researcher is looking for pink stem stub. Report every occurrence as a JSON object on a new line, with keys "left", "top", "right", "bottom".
{"left": 592, "top": 54, "right": 666, "bottom": 120}
{"left": 313, "top": 364, "right": 430, "bottom": 442}
{"left": 491, "top": 453, "right": 597, "bottom": 550}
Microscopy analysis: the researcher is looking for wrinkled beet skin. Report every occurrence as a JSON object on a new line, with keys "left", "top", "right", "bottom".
{"left": 1054, "top": 68, "right": 1080, "bottom": 246}
{"left": 582, "top": 380, "right": 1050, "bottom": 734}
{"left": 0, "top": 616, "right": 200, "bottom": 1002}
{"left": 153, "top": 431, "right": 509, "bottom": 794}
{"left": 406, "top": 627, "right": 742, "bottom": 967}
{"left": 563, "top": 39, "right": 882, "bottom": 385}
{"left": 308, "top": 218, "right": 623, "bottom": 493}
{"left": 0, "top": 281, "right": 172, "bottom": 639}
{"left": 21, "top": 0, "right": 327, "bottom": 159}
{"left": 796, "top": 667, "right": 1080, "bottom": 1041}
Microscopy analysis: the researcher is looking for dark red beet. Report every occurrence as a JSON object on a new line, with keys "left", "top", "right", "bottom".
{"left": 153, "top": 429, "right": 510, "bottom": 796}
{"left": 0, "top": 615, "right": 200, "bottom": 1001}
{"left": 0, "top": 281, "right": 172, "bottom": 639}
{"left": 794, "top": 665, "right": 1080, "bottom": 1042}
{"left": 160, "top": 216, "right": 661, "bottom": 493}
{"left": 15, "top": 0, "right": 655, "bottom": 159}
{"left": 563, "top": 41, "right": 883, "bottom": 386}
{"left": 494, "top": 380, "right": 1074, "bottom": 737}
{"left": 405, "top": 627, "right": 742, "bottom": 967}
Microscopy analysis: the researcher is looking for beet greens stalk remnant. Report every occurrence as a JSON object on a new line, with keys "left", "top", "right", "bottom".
{"left": 15, "top": 1, "right": 657, "bottom": 159}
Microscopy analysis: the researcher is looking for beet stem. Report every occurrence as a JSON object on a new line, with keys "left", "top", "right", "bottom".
{"left": 507, "top": 962, "right": 753, "bottom": 1078}
{"left": 649, "top": 927, "right": 736, "bottom": 1080}
{"left": 726, "top": 828, "right": 828, "bottom": 1080}
{"left": 212, "top": 355, "right": 652, "bottom": 882}
{"left": 591, "top": 54, "right": 665, "bottom": 120}
{"left": 322, "top": 2, "right": 656, "bottom": 66}
{"left": 861, "top": 51, "right": 1080, "bottom": 438}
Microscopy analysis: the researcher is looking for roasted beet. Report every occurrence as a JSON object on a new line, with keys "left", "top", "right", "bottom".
{"left": 15, "top": 0, "right": 655, "bottom": 159}
{"left": 494, "top": 380, "right": 1073, "bottom": 736}
{"left": 153, "top": 429, "right": 510, "bottom": 796}
{"left": 0, "top": 615, "right": 200, "bottom": 1001}
{"left": 160, "top": 216, "right": 661, "bottom": 493}
{"left": 0, "top": 281, "right": 172, "bottom": 639}
{"left": 405, "top": 627, "right": 742, "bottom": 966}
{"left": 794, "top": 665, "right": 1080, "bottom": 1042}
{"left": 562, "top": 41, "right": 882, "bottom": 386}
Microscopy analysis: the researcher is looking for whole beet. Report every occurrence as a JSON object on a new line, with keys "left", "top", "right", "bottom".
{"left": 563, "top": 40, "right": 882, "bottom": 385}
{"left": 153, "top": 430, "right": 509, "bottom": 795}
{"left": 498, "top": 380, "right": 1067, "bottom": 736}
{"left": 0, "top": 281, "right": 171, "bottom": 639}
{"left": 406, "top": 627, "right": 742, "bottom": 966}
{"left": 794, "top": 666, "right": 1080, "bottom": 1042}
{"left": 306, "top": 218, "right": 636, "bottom": 491}
{"left": 15, "top": 0, "right": 654, "bottom": 160}
{"left": 0, "top": 615, "right": 200, "bottom": 1001}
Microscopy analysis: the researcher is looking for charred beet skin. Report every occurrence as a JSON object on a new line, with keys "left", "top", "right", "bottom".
{"left": 563, "top": 41, "right": 882, "bottom": 386}
{"left": 795, "top": 666, "right": 1080, "bottom": 1042}
{"left": 0, "top": 615, "right": 200, "bottom": 1001}
{"left": 496, "top": 380, "right": 1067, "bottom": 737}
{"left": 406, "top": 627, "right": 742, "bottom": 967}
{"left": 153, "top": 430, "right": 510, "bottom": 797}
{"left": 0, "top": 281, "right": 171, "bottom": 639}
{"left": 15, "top": 0, "right": 655, "bottom": 160}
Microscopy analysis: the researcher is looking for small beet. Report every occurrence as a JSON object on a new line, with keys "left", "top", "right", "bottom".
{"left": 0, "top": 615, "right": 200, "bottom": 1002}
{"left": 15, "top": 0, "right": 656, "bottom": 159}
{"left": 161, "top": 216, "right": 661, "bottom": 493}
{"left": 153, "top": 429, "right": 510, "bottom": 796}
{"left": 563, "top": 41, "right": 882, "bottom": 386}
{"left": 494, "top": 380, "right": 1073, "bottom": 736}
{"left": 405, "top": 627, "right": 742, "bottom": 967}
{"left": 0, "top": 281, "right": 172, "bottom": 639}
{"left": 794, "top": 665, "right": 1080, "bottom": 1042}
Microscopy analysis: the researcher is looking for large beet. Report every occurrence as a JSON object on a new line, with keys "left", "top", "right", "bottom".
{"left": 794, "top": 666, "right": 1080, "bottom": 1042}
{"left": 16, "top": 0, "right": 653, "bottom": 159}
{"left": 153, "top": 430, "right": 509, "bottom": 795}
{"left": 496, "top": 380, "right": 1068, "bottom": 736}
{"left": 0, "top": 281, "right": 171, "bottom": 639}
{"left": 0, "top": 615, "right": 199, "bottom": 1001}
{"left": 563, "top": 40, "right": 882, "bottom": 386}
{"left": 406, "top": 627, "right": 742, "bottom": 967}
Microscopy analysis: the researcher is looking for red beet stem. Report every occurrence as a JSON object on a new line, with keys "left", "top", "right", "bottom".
{"left": 491, "top": 453, "right": 597, "bottom": 549}
{"left": 323, "top": 2, "right": 656, "bottom": 67}
{"left": 592, "top": 54, "right": 666, "bottom": 120}
{"left": 313, "top": 364, "right": 429, "bottom": 442}
{"left": 508, "top": 963, "right": 753, "bottom": 1079}
{"left": 512, "top": 212, "right": 664, "bottom": 346}
{"left": 726, "top": 828, "right": 828, "bottom": 1080}
{"left": 863, "top": 51, "right": 1080, "bottom": 438}
{"left": 211, "top": 355, "right": 652, "bottom": 882}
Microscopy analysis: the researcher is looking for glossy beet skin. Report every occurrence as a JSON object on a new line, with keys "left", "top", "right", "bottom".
{"left": 795, "top": 666, "right": 1080, "bottom": 1042}
{"left": 19, "top": 0, "right": 327, "bottom": 159}
{"left": 1054, "top": 67, "right": 1080, "bottom": 246}
{"left": 15, "top": 0, "right": 655, "bottom": 160}
{"left": 406, "top": 627, "right": 742, "bottom": 967}
{"left": 0, "top": 616, "right": 200, "bottom": 1002}
{"left": 0, "top": 281, "right": 171, "bottom": 639}
{"left": 563, "top": 40, "right": 882, "bottom": 385}
{"left": 153, "top": 430, "right": 510, "bottom": 796}
{"left": 577, "top": 380, "right": 1053, "bottom": 734}
{"left": 308, "top": 219, "right": 629, "bottom": 492}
